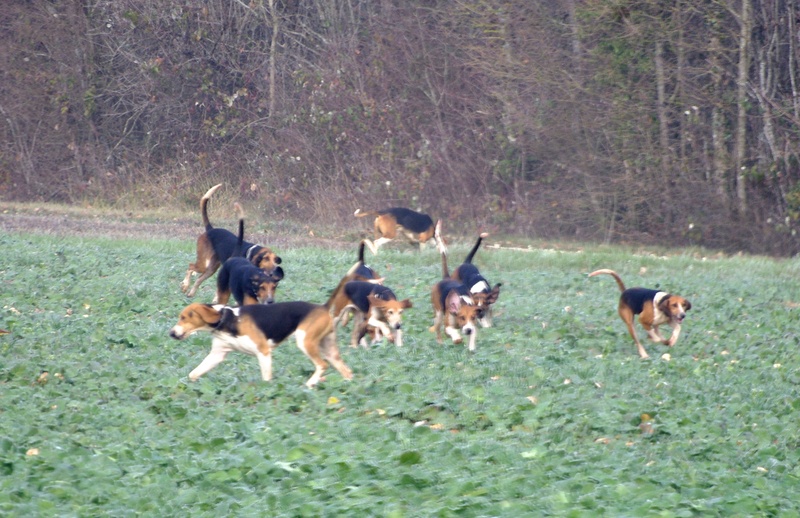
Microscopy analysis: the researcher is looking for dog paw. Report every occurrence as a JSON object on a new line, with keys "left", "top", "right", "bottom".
{"left": 453, "top": 338, "right": 463, "bottom": 345}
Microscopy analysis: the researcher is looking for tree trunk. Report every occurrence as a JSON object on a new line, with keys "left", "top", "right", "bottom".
{"left": 268, "top": 0, "right": 279, "bottom": 120}
{"left": 654, "top": 38, "right": 671, "bottom": 173}
{"left": 735, "top": 0, "right": 752, "bottom": 212}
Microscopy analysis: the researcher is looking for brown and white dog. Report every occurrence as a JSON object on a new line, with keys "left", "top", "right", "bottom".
{"left": 181, "top": 184, "right": 282, "bottom": 298}
{"left": 327, "top": 280, "right": 412, "bottom": 348}
{"left": 588, "top": 269, "right": 692, "bottom": 359}
{"left": 354, "top": 207, "right": 439, "bottom": 255}
{"left": 215, "top": 204, "right": 284, "bottom": 306}
{"left": 328, "top": 240, "right": 384, "bottom": 329}
{"left": 430, "top": 222, "right": 480, "bottom": 351}
{"left": 169, "top": 302, "right": 353, "bottom": 388}
{"left": 452, "top": 232, "right": 502, "bottom": 328}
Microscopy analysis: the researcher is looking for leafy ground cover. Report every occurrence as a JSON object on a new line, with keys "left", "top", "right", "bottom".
{"left": 1, "top": 229, "right": 799, "bottom": 516}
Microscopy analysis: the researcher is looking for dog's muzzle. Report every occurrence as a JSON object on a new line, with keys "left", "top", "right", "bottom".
{"left": 169, "top": 327, "right": 185, "bottom": 340}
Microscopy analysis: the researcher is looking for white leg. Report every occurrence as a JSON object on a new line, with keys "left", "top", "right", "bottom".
{"left": 466, "top": 330, "right": 477, "bottom": 352}
{"left": 646, "top": 327, "right": 667, "bottom": 343}
{"left": 445, "top": 326, "right": 462, "bottom": 344}
{"left": 667, "top": 324, "right": 681, "bottom": 346}
{"left": 255, "top": 350, "right": 273, "bottom": 381}
{"left": 189, "top": 347, "right": 229, "bottom": 381}
{"left": 367, "top": 316, "right": 392, "bottom": 338}
{"left": 394, "top": 329, "right": 403, "bottom": 348}
{"left": 370, "top": 237, "right": 391, "bottom": 254}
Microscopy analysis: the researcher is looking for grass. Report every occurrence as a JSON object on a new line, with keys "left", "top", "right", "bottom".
{"left": 1, "top": 230, "right": 799, "bottom": 516}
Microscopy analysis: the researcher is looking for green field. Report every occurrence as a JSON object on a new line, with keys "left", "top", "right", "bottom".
{"left": 1, "top": 230, "right": 799, "bottom": 516}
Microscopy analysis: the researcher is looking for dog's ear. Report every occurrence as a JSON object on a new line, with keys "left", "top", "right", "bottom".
{"left": 194, "top": 304, "right": 221, "bottom": 325}
{"left": 446, "top": 290, "right": 462, "bottom": 313}
{"left": 269, "top": 266, "right": 285, "bottom": 281}
{"left": 683, "top": 299, "right": 691, "bottom": 311}
{"left": 657, "top": 295, "right": 673, "bottom": 313}
{"left": 274, "top": 255, "right": 282, "bottom": 264}
{"left": 400, "top": 298, "right": 413, "bottom": 309}
{"left": 485, "top": 283, "right": 502, "bottom": 304}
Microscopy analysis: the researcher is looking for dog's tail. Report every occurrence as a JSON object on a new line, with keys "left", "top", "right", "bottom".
{"left": 463, "top": 232, "right": 489, "bottom": 264}
{"left": 434, "top": 219, "right": 448, "bottom": 255}
{"left": 200, "top": 183, "right": 223, "bottom": 231}
{"left": 436, "top": 221, "right": 451, "bottom": 279}
{"left": 588, "top": 269, "right": 626, "bottom": 292}
{"left": 345, "top": 240, "right": 370, "bottom": 277}
{"left": 357, "top": 239, "right": 367, "bottom": 264}
{"left": 354, "top": 208, "right": 379, "bottom": 218}
{"left": 232, "top": 202, "right": 245, "bottom": 257}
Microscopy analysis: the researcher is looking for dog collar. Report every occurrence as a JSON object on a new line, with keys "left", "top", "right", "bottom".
{"left": 245, "top": 244, "right": 259, "bottom": 260}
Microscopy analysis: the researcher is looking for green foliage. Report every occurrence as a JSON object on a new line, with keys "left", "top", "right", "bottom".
{"left": 1, "top": 232, "right": 799, "bottom": 515}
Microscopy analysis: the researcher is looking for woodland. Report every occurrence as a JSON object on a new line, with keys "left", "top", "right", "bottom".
{"left": 2, "top": 0, "right": 800, "bottom": 255}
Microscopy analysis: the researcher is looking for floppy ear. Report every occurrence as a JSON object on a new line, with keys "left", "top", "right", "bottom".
{"left": 401, "top": 298, "right": 413, "bottom": 309}
{"left": 194, "top": 304, "right": 221, "bottom": 325}
{"left": 446, "top": 290, "right": 461, "bottom": 314}
{"left": 683, "top": 299, "right": 692, "bottom": 311}
{"left": 367, "top": 292, "right": 384, "bottom": 307}
{"left": 657, "top": 295, "right": 673, "bottom": 313}
{"left": 274, "top": 255, "right": 282, "bottom": 265}
{"left": 269, "top": 266, "right": 285, "bottom": 282}
{"left": 486, "top": 283, "right": 502, "bottom": 304}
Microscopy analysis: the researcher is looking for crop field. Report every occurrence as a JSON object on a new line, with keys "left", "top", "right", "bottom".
{"left": 1, "top": 229, "right": 800, "bottom": 516}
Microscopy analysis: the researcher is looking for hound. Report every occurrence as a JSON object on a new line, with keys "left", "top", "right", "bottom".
{"left": 327, "top": 280, "right": 411, "bottom": 348}
{"left": 354, "top": 207, "right": 439, "bottom": 255}
{"left": 429, "top": 221, "right": 480, "bottom": 351}
{"left": 331, "top": 240, "right": 384, "bottom": 328}
{"left": 588, "top": 269, "right": 692, "bottom": 359}
{"left": 215, "top": 204, "right": 284, "bottom": 306}
{"left": 169, "top": 302, "right": 352, "bottom": 388}
{"left": 452, "top": 232, "right": 502, "bottom": 327}
{"left": 181, "top": 184, "right": 282, "bottom": 298}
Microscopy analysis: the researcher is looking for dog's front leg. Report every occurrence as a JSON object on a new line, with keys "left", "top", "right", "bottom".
{"left": 367, "top": 316, "right": 392, "bottom": 342}
{"left": 445, "top": 326, "right": 463, "bottom": 344}
{"left": 255, "top": 350, "right": 273, "bottom": 381}
{"left": 430, "top": 310, "right": 444, "bottom": 343}
{"left": 666, "top": 324, "right": 681, "bottom": 346}
{"left": 189, "top": 345, "right": 229, "bottom": 381}
{"left": 646, "top": 326, "right": 668, "bottom": 344}
{"left": 350, "top": 313, "right": 368, "bottom": 348}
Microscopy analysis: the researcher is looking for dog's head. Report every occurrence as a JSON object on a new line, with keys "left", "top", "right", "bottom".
{"left": 471, "top": 283, "right": 502, "bottom": 316}
{"left": 169, "top": 303, "right": 221, "bottom": 339}
{"left": 251, "top": 266, "right": 285, "bottom": 304}
{"left": 446, "top": 289, "right": 479, "bottom": 336}
{"left": 657, "top": 294, "right": 691, "bottom": 323}
{"left": 251, "top": 248, "right": 282, "bottom": 272}
{"left": 367, "top": 292, "right": 412, "bottom": 331}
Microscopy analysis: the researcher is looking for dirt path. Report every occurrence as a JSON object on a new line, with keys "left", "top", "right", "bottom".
{"left": 0, "top": 205, "right": 349, "bottom": 250}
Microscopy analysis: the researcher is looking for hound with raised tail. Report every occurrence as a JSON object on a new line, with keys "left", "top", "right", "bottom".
{"left": 588, "top": 269, "right": 692, "bottom": 359}
{"left": 181, "top": 184, "right": 282, "bottom": 298}
{"left": 452, "top": 232, "right": 502, "bottom": 328}
{"left": 429, "top": 221, "right": 480, "bottom": 351}
{"left": 354, "top": 207, "right": 438, "bottom": 255}
{"left": 169, "top": 302, "right": 352, "bottom": 388}
{"left": 327, "top": 280, "right": 412, "bottom": 348}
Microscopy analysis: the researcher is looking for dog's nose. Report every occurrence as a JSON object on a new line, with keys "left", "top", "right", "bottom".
{"left": 394, "top": 323, "right": 402, "bottom": 330}
{"left": 169, "top": 329, "right": 181, "bottom": 339}
{"left": 464, "top": 328, "right": 473, "bottom": 335}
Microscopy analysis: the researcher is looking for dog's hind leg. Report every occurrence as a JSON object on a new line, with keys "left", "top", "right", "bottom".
{"left": 320, "top": 332, "right": 353, "bottom": 381}
{"left": 185, "top": 263, "right": 220, "bottom": 298}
